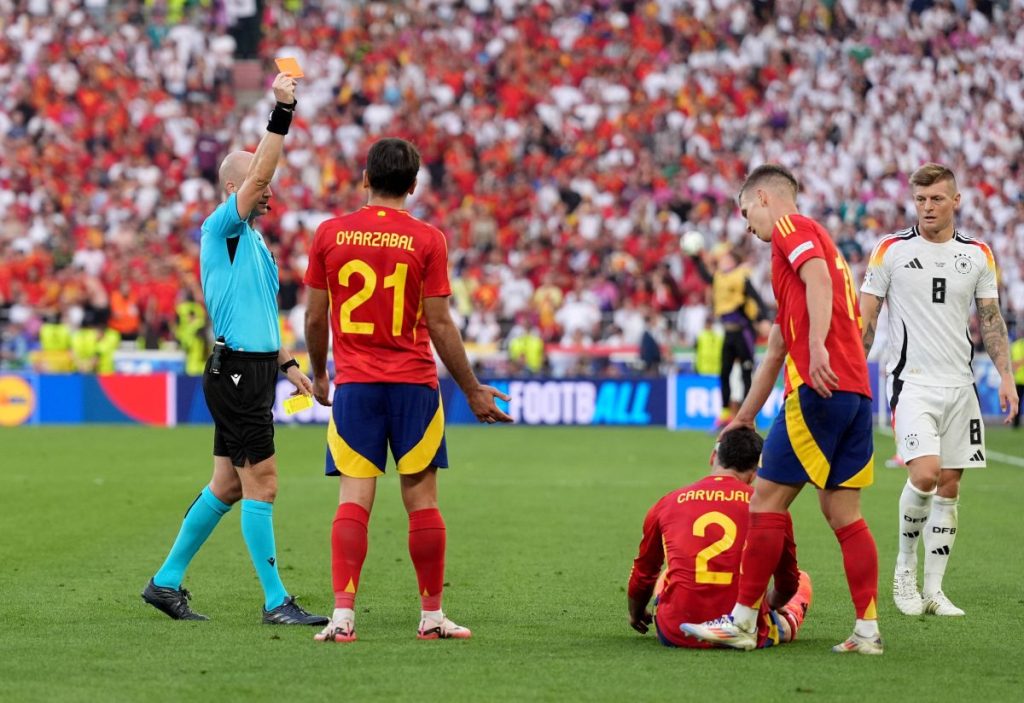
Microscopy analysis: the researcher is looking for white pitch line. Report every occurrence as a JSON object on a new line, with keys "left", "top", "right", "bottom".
{"left": 987, "top": 450, "right": 1024, "bottom": 469}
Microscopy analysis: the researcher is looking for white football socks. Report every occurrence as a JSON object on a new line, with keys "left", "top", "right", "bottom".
{"left": 923, "top": 496, "right": 958, "bottom": 597}
{"left": 730, "top": 604, "right": 758, "bottom": 632}
{"left": 855, "top": 618, "right": 880, "bottom": 638}
{"left": 333, "top": 607, "right": 355, "bottom": 625}
{"left": 897, "top": 479, "right": 934, "bottom": 571}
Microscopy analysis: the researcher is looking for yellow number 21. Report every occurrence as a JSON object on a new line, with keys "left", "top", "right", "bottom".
{"left": 338, "top": 259, "right": 408, "bottom": 336}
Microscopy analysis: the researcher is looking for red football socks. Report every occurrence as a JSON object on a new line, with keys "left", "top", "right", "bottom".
{"left": 408, "top": 508, "right": 446, "bottom": 611}
{"left": 771, "top": 513, "right": 800, "bottom": 604}
{"left": 835, "top": 518, "right": 879, "bottom": 620}
{"left": 737, "top": 511, "right": 790, "bottom": 608}
{"left": 332, "top": 502, "right": 369, "bottom": 609}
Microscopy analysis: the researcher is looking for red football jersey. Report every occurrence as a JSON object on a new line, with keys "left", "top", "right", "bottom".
{"left": 770, "top": 213, "right": 871, "bottom": 397}
{"left": 304, "top": 205, "right": 451, "bottom": 387}
{"left": 628, "top": 475, "right": 759, "bottom": 648}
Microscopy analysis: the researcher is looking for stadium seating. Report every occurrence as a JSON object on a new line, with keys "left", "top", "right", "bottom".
{"left": 1, "top": 0, "right": 1022, "bottom": 375}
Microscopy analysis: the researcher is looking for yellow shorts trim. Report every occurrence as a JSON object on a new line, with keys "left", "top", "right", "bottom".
{"left": 785, "top": 392, "right": 830, "bottom": 488}
{"left": 327, "top": 414, "right": 384, "bottom": 478}
{"left": 839, "top": 456, "right": 875, "bottom": 488}
{"left": 396, "top": 398, "right": 445, "bottom": 475}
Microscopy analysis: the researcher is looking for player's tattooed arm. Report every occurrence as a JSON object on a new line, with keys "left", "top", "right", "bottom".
{"left": 978, "top": 297, "right": 1020, "bottom": 423}
{"left": 977, "top": 297, "right": 1012, "bottom": 376}
{"left": 858, "top": 293, "right": 885, "bottom": 358}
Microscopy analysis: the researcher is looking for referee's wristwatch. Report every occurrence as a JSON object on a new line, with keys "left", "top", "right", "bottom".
{"left": 280, "top": 359, "right": 300, "bottom": 374}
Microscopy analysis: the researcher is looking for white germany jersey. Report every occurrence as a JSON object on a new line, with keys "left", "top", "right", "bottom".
{"left": 861, "top": 227, "right": 998, "bottom": 388}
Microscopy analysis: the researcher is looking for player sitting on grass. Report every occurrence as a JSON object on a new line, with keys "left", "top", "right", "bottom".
{"left": 628, "top": 428, "right": 812, "bottom": 649}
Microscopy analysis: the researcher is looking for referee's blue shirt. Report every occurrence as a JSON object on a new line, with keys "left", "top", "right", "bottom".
{"left": 200, "top": 193, "right": 281, "bottom": 352}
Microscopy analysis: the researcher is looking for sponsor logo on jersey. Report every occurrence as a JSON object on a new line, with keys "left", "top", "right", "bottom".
{"left": 903, "top": 258, "right": 924, "bottom": 269}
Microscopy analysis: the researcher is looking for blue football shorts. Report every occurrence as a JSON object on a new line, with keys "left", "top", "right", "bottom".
{"left": 759, "top": 386, "right": 874, "bottom": 489}
{"left": 324, "top": 382, "right": 448, "bottom": 478}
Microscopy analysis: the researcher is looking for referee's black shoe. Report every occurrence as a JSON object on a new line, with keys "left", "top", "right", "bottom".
{"left": 263, "top": 596, "right": 330, "bottom": 626}
{"left": 141, "top": 578, "right": 209, "bottom": 621}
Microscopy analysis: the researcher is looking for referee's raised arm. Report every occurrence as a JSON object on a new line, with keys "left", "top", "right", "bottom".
{"left": 229, "top": 72, "right": 298, "bottom": 221}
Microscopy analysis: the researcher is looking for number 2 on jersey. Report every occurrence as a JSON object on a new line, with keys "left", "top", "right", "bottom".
{"left": 692, "top": 511, "right": 738, "bottom": 585}
{"left": 338, "top": 259, "right": 408, "bottom": 336}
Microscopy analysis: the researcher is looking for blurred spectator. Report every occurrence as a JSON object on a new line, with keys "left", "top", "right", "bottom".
{"left": 0, "top": 321, "right": 30, "bottom": 370}
{"left": 174, "top": 297, "right": 207, "bottom": 375}
{"left": 694, "top": 318, "right": 724, "bottom": 377}
{"left": 639, "top": 312, "right": 665, "bottom": 376}
{"left": 465, "top": 310, "right": 501, "bottom": 347}
{"left": 108, "top": 281, "right": 141, "bottom": 341}
{"left": 507, "top": 322, "right": 546, "bottom": 376}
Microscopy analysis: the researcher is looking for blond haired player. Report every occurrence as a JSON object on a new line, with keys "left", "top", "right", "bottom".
{"left": 860, "top": 163, "right": 1019, "bottom": 617}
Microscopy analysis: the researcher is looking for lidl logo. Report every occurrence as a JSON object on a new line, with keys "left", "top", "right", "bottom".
{"left": 0, "top": 375, "right": 35, "bottom": 426}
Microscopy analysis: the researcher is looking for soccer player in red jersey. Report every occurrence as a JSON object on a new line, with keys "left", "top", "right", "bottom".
{"left": 682, "top": 165, "right": 882, "bottom": 654}
{"left": 303, "top": 138, "right": 513, "bottom": 643}
{"left": 628, "top": 428, "right": 813, "bottom": 649}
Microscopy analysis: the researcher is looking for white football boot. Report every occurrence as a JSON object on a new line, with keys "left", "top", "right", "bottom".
{"left": 893, "top": 567, "right": 925, "bottom": 615}
{"left": 417, "top": 613, "right": 472, "bottom": 640}
{"left": 923, "top": 591, "right": 964, "bottom": 616}
{"left": 832, "top": 632, "right": 884, "bottom": 655}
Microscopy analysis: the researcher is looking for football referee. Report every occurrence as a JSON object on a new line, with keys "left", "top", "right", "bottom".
{"left": 142, "top": 72, "right": 328, "bottom": 626}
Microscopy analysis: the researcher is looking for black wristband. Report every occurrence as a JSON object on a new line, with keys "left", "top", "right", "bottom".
{"left": 280, "top": 359, "right": 299, "bottom": 374}
{"left": 267, "top": 99, "right": 296, "bottom": 135}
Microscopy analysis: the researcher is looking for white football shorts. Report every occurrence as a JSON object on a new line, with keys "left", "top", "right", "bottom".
{"left": 887, "top": 378, "right": 986, "bottom": 468}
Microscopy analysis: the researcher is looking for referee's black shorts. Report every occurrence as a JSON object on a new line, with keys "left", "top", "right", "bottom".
{"left": 202, "top": 350, "right": 278, "bottom": 467}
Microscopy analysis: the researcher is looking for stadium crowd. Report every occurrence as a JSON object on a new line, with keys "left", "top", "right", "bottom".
{"left": 1, "top": 0, "right": 1022, "bottom": 376}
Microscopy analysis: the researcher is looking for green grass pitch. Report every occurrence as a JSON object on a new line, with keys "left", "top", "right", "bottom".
{"left": 1, "top": 424, "right": 1022, "bottom": 702}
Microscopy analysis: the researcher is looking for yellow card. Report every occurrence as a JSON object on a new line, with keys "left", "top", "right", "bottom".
{"left": 284, "top": 394, "right": 314, "bottom": 415}
{"left": 274, "top": 57, "right": 304, "bottom": 78}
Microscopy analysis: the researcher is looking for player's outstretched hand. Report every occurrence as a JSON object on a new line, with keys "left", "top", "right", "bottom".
{"left": 285, "top": 365, "right": 313, "bottom": 396}
{"left": 272, "top": 72, "right": 297, "bottom": 105}
{"left": 312, "top": 373, "right": 333, "bottom": 407}
{"left": 808, "top": 342, "right": 840, "bottom": 398}
{"left": 999, "top": 375, "right": 1019, "bottom": 424}
{"left": 467, "top": 385, "right": 514, "bottom": 424}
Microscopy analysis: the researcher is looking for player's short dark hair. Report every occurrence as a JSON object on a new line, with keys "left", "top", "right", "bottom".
{"left": 910, "top": 163, "right": 957, "bottom": 192}
{"left": 366, "top": 138, "right": 420, "bottom": 197}
{"left": 716, "top": 427, "right": 764, "bottom": 473}
{"left": 738, "top": 164, "right": 800, "bottom": 202}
